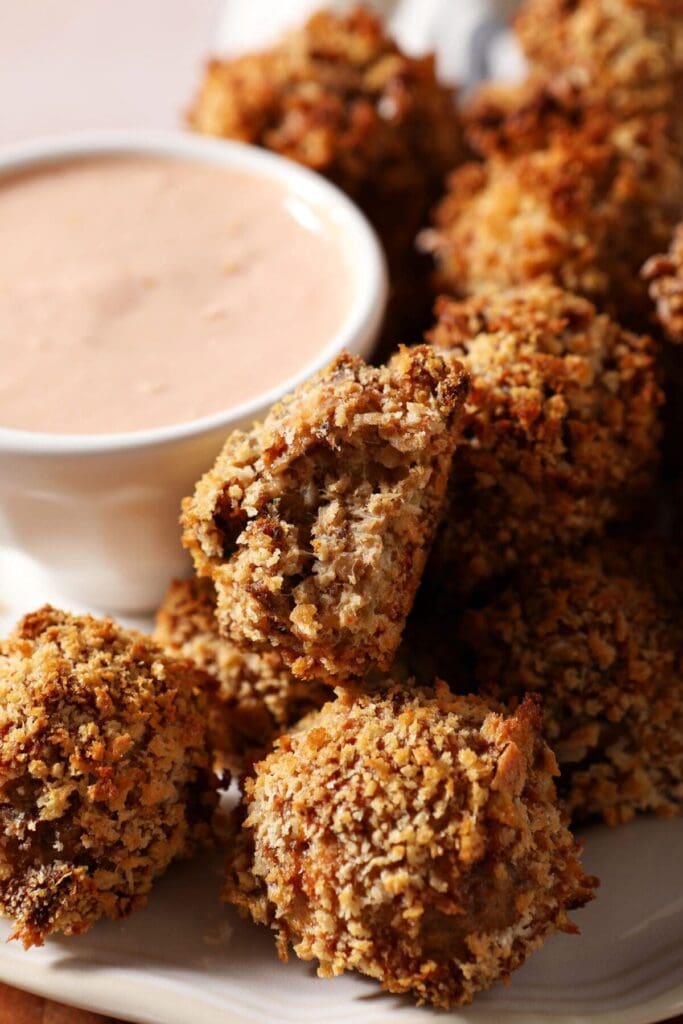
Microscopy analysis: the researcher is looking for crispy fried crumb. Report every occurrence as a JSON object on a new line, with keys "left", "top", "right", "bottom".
{"left": 515, "top": 0, "right": 683, "bottom": 125}
{"left": 188, "top": 7, "right": 460, "bottom": 202}
{"left": 427, "top": 284, "right": 662, "bottom": 594}
{"left": 421, "top": 112, "right": 683, "bottom": 324}
{"left": 0, "top": 606, "right": 216, "bottom": 948}
{"left": 154, "top": 578, "right": 331, "bottom": 771}
{"left": 463, "top": 73, "right": 598, "bottom": 158}
{"left": 181, "top": 346, "right": 469, "bottom": 682}
{"left": 463, "top": 543, "right": 683, "bottom": 825}
{"left": 223, "top": 683, "right": 596, "bottom": 1009}
{"left": 188, "top": 5, "right": 463, "bottom": 349}
{"left": 642, "top": 222, "right": 683, "bottom": 343}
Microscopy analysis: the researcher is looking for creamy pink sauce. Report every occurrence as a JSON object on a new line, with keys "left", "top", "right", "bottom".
{"left": 0, "top": 155, "right": 352, "bottom": 434}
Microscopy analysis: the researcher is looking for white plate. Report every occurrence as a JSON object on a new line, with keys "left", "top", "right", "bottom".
{"left": 1, "top": 546, "right": 682, "bottom": 1024}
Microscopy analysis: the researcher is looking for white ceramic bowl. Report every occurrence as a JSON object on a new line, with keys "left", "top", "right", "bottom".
{"left": 0, "top": 131, "right": 388, "bottom": 613}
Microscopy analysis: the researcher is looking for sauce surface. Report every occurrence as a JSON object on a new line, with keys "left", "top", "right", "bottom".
{"left": 0, "top": 155, "right": 352, "bottom": 434}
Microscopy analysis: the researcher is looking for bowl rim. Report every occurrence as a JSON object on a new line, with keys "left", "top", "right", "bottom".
{"left": 0, "top": 129, "right": 388, "bottom": 455}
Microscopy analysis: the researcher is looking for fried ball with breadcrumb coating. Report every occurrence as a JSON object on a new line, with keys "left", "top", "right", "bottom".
{"left": 642, "top": 222, "right": 683, "bottom": 343}
{"left": 224, "top": 683, "right": 596, "bottom": 1009}
{"left": 515, "top": 0, "right": 683, "bottom": 125}
{"left": 188, "top": 5, "right": 463, "bottom": 348}
{"left": 463, "top": 72, "right": 603, "bottom": 159}
{"left": 154, "top": 578, "right": 331, "bottom": 772}
{"left": 181, "top": 346, "right": 469, "bottom": 683}
{"left": 462, "top": 542, "right": 683, "bottom": 825}
{"left": 0, "top": 606, "right": 216, "bottom": 948}
{"left": 421, "top": 112, "right": 682, "bottom": 325}
{"left": 427, "top": 284, "right": 662, "bottom": 595}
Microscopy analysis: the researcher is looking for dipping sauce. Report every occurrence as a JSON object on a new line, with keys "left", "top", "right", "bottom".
{"left": 0, "top": 155, "right": 353, "bottom": 434}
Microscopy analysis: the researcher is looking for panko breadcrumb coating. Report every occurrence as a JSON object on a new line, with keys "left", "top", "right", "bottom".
{"left": 154, "top": 577, "right": 331, "bottom": 771}
{"left": 428, "top": 284, "right": 662, "bottom": 595}
{"left": 421, "top": 112, "right": 683, "bottom": 324}
{"left": 0, "top": 607, "right": 216, "bottom": 948}
{"left": 181, "top": 346, "right": 469, "bottom": 682}
{"left": 463, "top": 73, "right": 602, "bottom": 158}
{"left": 642, "top": 222, "right": 683, "bottom": 343}
{"left": 188, "top": 5, "right": 463, "bottom": 347}
{"left": 224, "top": 683, "right": 596, "bottom": 1009}
{"left": 462, "top": 544, "right": 683, "bottom": 825}
{"left": 515, "top": 0, "right": 683, "bottom": 124}
{"left": 188, "top": 7, "right": 460, "bottom": 206}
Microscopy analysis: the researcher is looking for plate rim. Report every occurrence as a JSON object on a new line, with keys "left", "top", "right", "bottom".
{"left": 0, "top": 951, "right": 681, "bottom": 1024}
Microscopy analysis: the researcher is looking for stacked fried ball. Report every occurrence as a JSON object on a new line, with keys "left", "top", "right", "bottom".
{"left": 462, "top": 542, "right": 683, "bottom": 825}
{"left": 154, "top": 576, "right": 332, "bottom": 771}
{"left": 427, "top": 283, "right": 662, "bottom": 594}
{"left": 422, "top": 102, "right": 682, "bottom": 326}
{"left": 514, "top": 0, "right": 683, "bottom": 126}
{"left": 2, "top": 0, "right": 683, "bottom": 1012}
{"left": 0, "top": 607, "right": 216, "bottom": 947}
{"left": 180, "top": 345, "right": 469, "bottom": 682}
{"left": 226, "top": 685, "right": 595, "bottom": 1008}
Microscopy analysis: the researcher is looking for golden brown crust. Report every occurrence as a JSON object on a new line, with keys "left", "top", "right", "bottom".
{"left": 189, "top": 5, "right": 463, "bottom": 348}
{"left": 642, "top": 222, "right": 683, "bottom": 342}
{"left": 421, "top": 112, "right": 683, "bottom": 324}
{"left": 515, "top": 0, "right": 683, "bottom": 122}
{"left": 427, "top": 284, "right": 662, "bottom": 595}
{"left": 462, "top": 543, "right": 683, "bottom": 825}
{"left": 223, "top": 683, "right": 596, "bottom": 1009}
{"left": 464, "top": 74, "right": 611, "bottom": 158}
{"left": 189, "top": 7, "right": 460, "bottom": 194}
{"left": 154, "top": 578, "right": 331, "bottom": 771}
{"left": 181, "top": 346, "right": 469, "bottom": 682}
{"left": 0, "top": 606, "right": 216, "bottom": 948}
